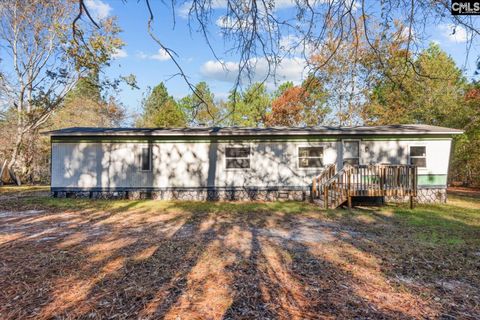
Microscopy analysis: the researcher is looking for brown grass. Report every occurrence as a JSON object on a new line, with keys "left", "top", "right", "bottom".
{"left": 0, "top": 194, "right": 479, "bottom": 319}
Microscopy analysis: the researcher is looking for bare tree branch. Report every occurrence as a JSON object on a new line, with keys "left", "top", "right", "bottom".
{"left": 74, "top": 0, "right": 479, "bottom": 124}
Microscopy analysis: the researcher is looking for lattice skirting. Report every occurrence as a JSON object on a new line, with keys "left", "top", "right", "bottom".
{"left": 385, "top": 188, "right": 447, "bottom": 204}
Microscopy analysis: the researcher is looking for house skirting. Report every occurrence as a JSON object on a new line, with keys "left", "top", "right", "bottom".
{"left": 385, "top": 187, "right": 447, "bottom": 204}
{"left": 51, "top": 186, "right": 447, "bottom": 204}
{"left": 51, "top": 187, "right": 308, "bottom": 201}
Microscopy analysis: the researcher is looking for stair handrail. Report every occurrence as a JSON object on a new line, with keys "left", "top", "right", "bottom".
{"left": 320, "top": 164, "right": 354, "bottom": 209}
{"left": 322, "top": 163, "right": 353, "bottom": 186}
{"left": 312, "top": 163, "right": 336, "bottom": 198}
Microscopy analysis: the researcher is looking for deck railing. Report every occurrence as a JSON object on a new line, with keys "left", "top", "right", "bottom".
{"left": 312, "top": 164, "right": 418, "bottom": 209}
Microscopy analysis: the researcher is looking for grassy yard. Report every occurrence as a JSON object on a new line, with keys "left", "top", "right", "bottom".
{"left": 0, "top": 191, "right": 479, "bottom": 319}
{"left": 0, "top": 185, "right": 49, "bottom": 198}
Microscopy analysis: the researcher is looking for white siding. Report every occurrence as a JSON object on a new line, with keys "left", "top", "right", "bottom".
{"left": 51, "top": 141, "right": 338, "bottom": 189}
{"left": 360, "top": 139, "right": 452, "bottom": 175}
{"left": 51, "top": 138, "right": 452, "bottom": 189}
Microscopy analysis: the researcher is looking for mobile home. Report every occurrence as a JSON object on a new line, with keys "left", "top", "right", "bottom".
{"left": 48, "top": 125, "right": 462, "bottom": 206}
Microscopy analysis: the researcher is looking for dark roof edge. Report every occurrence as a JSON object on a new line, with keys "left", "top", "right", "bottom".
{"left": 43, "top": 125, "right": 464, "bottom": 137}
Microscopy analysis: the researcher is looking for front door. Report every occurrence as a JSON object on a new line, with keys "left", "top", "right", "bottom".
{"left": 342, "top": 140, "right": 360, "bottom": 166}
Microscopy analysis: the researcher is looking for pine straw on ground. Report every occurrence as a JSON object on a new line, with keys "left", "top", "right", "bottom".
{"left": 0, "top": 196, "right": 479, "bottom": 319}
{"left": 448, "top": 186, "right": 480, "bottom": 198}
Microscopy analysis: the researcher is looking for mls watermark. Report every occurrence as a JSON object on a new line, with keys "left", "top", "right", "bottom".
{"left": 451, "top": 0, "right": 480, "bottom": 15}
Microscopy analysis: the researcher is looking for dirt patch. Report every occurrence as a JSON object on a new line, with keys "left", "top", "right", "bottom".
{"left": 256, "top": 217, "right": 365, "bottom": 244}
{"left": 0, "top": 209, "right": 45, "bottom": 218}
{"left": 0, "top": 201, "right": 478, "bottom": 319}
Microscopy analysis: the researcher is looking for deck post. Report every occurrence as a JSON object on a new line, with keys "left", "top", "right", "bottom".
{"left": 411, "top": 166, "right": 417, "bottom": 209}
{"left": 380, "top": 166, "right": 385, "bottom": 195}
{"left": 324, "top": 185, "right": 328, "bottom": 210}
{"left": 347, "top": 170, "right": 352, "bottom": 209}
{"left": 312, "top": 178, "right": 317, "bottom": 199}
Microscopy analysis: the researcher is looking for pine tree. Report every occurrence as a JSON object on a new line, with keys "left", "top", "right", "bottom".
{"left": 178, "top": 82, "right": 220, "bottom": 126}
{"left": 226, "top": 82, "right": 270, "bottom": 127}
{"left": 137, "top": 82, "right": 186, "bottom": 127}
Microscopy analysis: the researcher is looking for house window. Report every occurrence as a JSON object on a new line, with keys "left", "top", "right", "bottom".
{"left": 298, "top": 147, "right": 324, "bottom": 168}
{"left": 409, "top": 146, "right": 426, "bottom": 168}
{"left": 140, "top": 146, "right": 152, "bottom": 171}
{"left": 225, "top": 147, "right": 250, "bottom": 169}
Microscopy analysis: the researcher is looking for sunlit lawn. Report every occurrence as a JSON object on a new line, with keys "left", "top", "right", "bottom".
{"left": 0, "top": 191, "right": 478, "bottom": 319}
{"left": 0, "top": 185, "right": 50, "bottom": 198}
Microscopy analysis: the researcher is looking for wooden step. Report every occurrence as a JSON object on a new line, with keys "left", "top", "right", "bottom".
{"left": 313, "top": 196, "right": 346, "bottom": 209}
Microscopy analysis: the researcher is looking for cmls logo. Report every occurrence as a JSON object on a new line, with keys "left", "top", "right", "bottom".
{"left": 451, "top": 0, "right": 480, "bottom": 15}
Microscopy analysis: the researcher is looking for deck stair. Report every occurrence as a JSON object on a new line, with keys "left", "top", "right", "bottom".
{"left": 312, "top": 164, "right": 418, "bottom": 209}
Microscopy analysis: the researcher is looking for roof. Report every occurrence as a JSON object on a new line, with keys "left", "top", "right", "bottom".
{"left": 46, "top": 124, "right": 463, "bottom": 137}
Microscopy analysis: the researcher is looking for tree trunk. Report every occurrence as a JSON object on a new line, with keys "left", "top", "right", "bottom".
{"left": 7, "top": 131, "right": 23, "bottom": 186}
{"left": 0, "top": 160, "right": 7, "bottom": 186}
{"left": 23, "top": 134, "right": 36, "bottom": 184}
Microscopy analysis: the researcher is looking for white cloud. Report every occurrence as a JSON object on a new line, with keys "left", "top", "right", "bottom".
{"left": 136, "top": 51, "right": 148, "bottom": 59}
{"left": 112, "top": 48, "right": 128, "bottom": 59}
{"left": 216, "top": 16, "right": 252, "bottom": 30}
{"left": 269, "top": 0, "right": 329, "bottom": 10}
{"left": 179, "top": 0, "right": 301, "bottom": 18}
{"left": 179, "top": 0, "right": 227, "bottom": 18}
{"left": 178, "top": 2, "right": 192, "bottom": 18}
{"left": 271, "top": 0, "right": 297, "bottom": 9}
{"left": 275, "top": 0, "right": 331, "bottom": 10}
{"left": 200, "top": 57, "right": 307, "bottom": 87}
{"left": 201, "top": 60, "right": 240, "bottom": 82}
{"left": 214, "top": 91, "right": 230, "bottom": 100}
{"left": 400, "top": 26, "right": 416, "bottom": 41}
{"left": 84, "top": 0, "right": 112, "bottom": 20}
{"left": 279, "top": 35, "right": 309, "bottom": 55}
{"left": 279, "top": 35, "right": 319, "bottom": 56}
{"left": 136, "top": 49, "right": 171, "bottom": 61}
{"left": 151, "top": 48, "right": 171, "bottom": 61}
{"left": 439, "top": 24, "right": 468, "bottom": 43}
{"left": 216, "top": 16, "right": 233, "bottom": 29}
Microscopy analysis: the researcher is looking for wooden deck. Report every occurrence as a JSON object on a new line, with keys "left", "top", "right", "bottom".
{"left": 312, "top": 164, "right": 418, "bottom": 209}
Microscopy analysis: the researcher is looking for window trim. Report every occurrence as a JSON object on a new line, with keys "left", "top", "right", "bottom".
{"left": 224, "top": 145, "right": 252, "bottom": 170}
{"left": 408, "top": 144, "right": 427, "bottom": 169}
{"left": 297, "top": 145, "right": 325, "bottom": 169}
{"left": 139, "top": 145, "right": 152, "bottom": 172}
{"left": 342, "top": 139, "right": 361, "bottom": 166}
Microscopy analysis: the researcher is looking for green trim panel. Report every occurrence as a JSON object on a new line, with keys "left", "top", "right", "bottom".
{"left": 417, "top": 174, "right": 447, "bottom": 187}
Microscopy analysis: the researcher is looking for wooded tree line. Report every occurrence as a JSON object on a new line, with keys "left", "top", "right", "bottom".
{"left": 136, "top": 42, "right": 480, "bottom": 186}
{"left": 0, "top": 0, "right": 479, "bottom": 187}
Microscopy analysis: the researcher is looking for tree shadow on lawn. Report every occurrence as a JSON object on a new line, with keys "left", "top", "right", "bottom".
{"left": 0, "top": 199, "right": 478, "bottom": 319}
{"left": 329, "top": 202, "right": 480, "bottom": 318}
